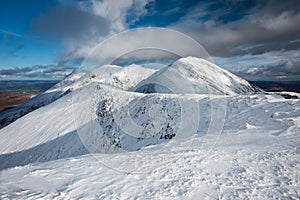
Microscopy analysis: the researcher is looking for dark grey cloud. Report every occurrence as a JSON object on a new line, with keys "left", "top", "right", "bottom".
{"left": 32, "top": 3, "right": 110, "bottom": 41}
{"left": 262, "top": 0, "right": 300, "bottom": 16}
{"left": 247, "top": 41, "right": 300, "bottom": 55}
{"left": 31, "top": 0, "right": 151, "bottom": 64}
{"left": 0, "top": 64, "right": 77, "bottom": 79}
{"left": 171, "top": 0, "right": 300, "bottom": 57}
{"left": 32, "top": 1, "right": 111, "bottom": 63}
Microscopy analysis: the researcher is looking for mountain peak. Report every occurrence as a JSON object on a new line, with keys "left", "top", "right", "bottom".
{"left": 134, "top": 56, "right": 262, "bottom": 95}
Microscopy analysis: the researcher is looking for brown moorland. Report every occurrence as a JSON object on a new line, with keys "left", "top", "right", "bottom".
{"left": 0, "top": 92, "right": 37, "bottom": 112}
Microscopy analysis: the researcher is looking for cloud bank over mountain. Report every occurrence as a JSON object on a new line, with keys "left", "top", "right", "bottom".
{"left": 0, "top": 0, "right": 299, "bottom": 81}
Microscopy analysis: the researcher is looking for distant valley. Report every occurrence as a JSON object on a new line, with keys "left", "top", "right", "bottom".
{"left": 0, "top": 80, "right": 58, "bottom": 112}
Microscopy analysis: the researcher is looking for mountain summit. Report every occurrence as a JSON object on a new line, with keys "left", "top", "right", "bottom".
{"left": 134, "top": 57, "right": 262, "bottom": 95}
{"left": 0, "top": 57, "right": 265, "bottom": 156}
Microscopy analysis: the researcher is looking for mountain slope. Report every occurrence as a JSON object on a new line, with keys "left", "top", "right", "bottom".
{"left": 134, "top": 57, "right": 262, "bottom": 95}
{"left": 0, "top": 72, "right": 84, "bottom": 129}
{"left": 0, "top": 64, "right": 156, "bottom": 129}
{"left": 0, "top": 84, "right": 299, "bottom": 199}
{"left": 0, "top": 57, "right": 299, "bottom": 199}
{"left": 0, "top": 81, "right": 298, "bottom": 169}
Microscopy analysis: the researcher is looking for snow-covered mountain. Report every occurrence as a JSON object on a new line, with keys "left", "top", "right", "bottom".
{"left": 0, "top": 64, "right": 156, "bottom": 129}
{"left": 0, "top": 57, "right": 299, "bottom": 199}
{"left": 2, "top": 56, "right": 260, "bottom": 129}
{"left": 134, "top": 57, "right": 262, "bottom": 95}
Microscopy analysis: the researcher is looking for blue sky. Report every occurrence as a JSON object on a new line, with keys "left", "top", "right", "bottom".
{"left": 0, "top": 0, "right": 299, "bottom": 80}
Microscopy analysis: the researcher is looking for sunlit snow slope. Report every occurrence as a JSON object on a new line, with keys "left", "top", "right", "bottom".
{"left": 0, "top": 57, "right": 299, "bottom": 199}
{"left": 0, "top": 64, "right": 156, "bottom": 129}
{"left": 134, "top": 57, "right": 262, "bottom": 95}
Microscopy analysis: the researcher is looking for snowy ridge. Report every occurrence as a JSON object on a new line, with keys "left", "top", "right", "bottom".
{"left": 134, "top": 57, "right": 262, "bottom": 95}
{"left": 0, "top": 82, "right": 299, "bottom": 164}
{"left": 0, "top": 64, "right": 157, "bottom": 129}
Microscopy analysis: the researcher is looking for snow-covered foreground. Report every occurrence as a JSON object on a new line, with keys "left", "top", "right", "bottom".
{"left": 0, "top": 57, "right": 299, "bottom": 199}
{"left": 1, "top": 134, "right": 299, "bottom": 200}
{"left": 0, "top": 92, "right": 299, "bottom": 199}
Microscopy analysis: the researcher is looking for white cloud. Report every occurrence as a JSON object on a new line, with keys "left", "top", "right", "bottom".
{"left": 68, "top": 0, "right": 153, "bottom": 63}
{"left": 81, "top": 28, "right": 212, "bottom": 69}
{"left": 90, "top": 0, "right": 151, "bottom": 32}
